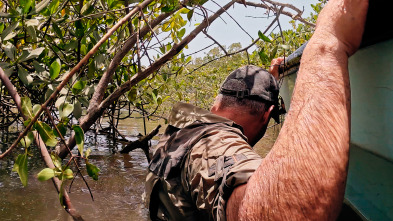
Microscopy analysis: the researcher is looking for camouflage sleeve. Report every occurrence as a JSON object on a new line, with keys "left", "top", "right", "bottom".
{"left": 183, "top": 129, "right": 262, "bottom": 220}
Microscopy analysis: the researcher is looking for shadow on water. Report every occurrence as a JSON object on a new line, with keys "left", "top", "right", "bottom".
{"left": 0, "top": 115, "right": 163, "bottom": 221}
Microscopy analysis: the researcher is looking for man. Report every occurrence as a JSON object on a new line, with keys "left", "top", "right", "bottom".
{"left": 146, "top": 0, "right": 369, "bottom": 220}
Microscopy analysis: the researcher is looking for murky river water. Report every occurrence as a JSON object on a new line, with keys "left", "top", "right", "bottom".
{"left": 0, "top": 114, "right": 279, "bottom": 221}
{"left": 0, "top": 115, "right": 164, "bottom": 221}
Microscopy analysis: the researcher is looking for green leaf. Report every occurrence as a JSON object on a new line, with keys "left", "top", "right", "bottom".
{"left": 30, "top": 0, "right": 51, "bottom": 15}
{"left": 161, "top": 5, "right": 175, "bottom": 13}
{"left": 186, "top": 56, "right": 192, "bottom": 63}
{"left": 34, "top": 121, "right": 58, "bottom": 147}
{"left": 86, "top": 161, "right": 100, "bottom": 181}
{"left": 51, "top": 153, "right": 62, "bottom": 169}
{"left": 37, "top": 168, "right": 55, "bottom": 181}
{"left": 85, "top": 148, "right": 92, "bottom": 158}
{"left": 2, "top": 67, "right": 14, "bottom": 77}
{"left": 178, "top": 28, "right": 186, "bottom": 38}
{"left": 32, "top": 61, "right": 45, "bottom": 73}
{"left": 19, "top": 47, "right": 45, "bottom": 62}
{"left": 49, "top": 0, "right": 60, "bottom": 14}
{"left": 270, "top": 46, "right": 278, "bottom": 60}
{"left": 94, "top": 54, "right": 105, "bottom": 69}
{"left": 162, "top": 73, "right": 168, "bottom": 81}
{"left": 59, "top": 181, "right": 64, "bottom": 206}
{"left": 73, "top": 125, "right": 84, "bottom": 157}
{"left": 59, "top": 102, "right": 74, "bottom": 119}
{"left": 25, "top": 19, "right": 39, "bottom": 27}
{"left": 166, "top": 43, "right": 171, "bottom": 51}
{"left": 187, "top": 9, "right": 193, "bottom": 21}
{"left": 20, "top": 0, "right": 34, "bottom": 14}
{"left": 52, "top": 23, "right": 63, "bottom": 39}
{"left": 87, "top": 60, "right": 96, "bottom": 78}
{"left": 55, "top": 96, "right": 66, "bottom": 108}
{"left": 81, "top": 1, "right": 93, "bottom": 15}
{"left": 107, "top": 0, "right": 114, "bottom": 8}
{"left": 159, "top": 45, "right": 165, "bottom": 54}
{"left": 26, "top": 26, "right": 37, "bottom": 42}
{"left": 64, "top": 40, "right": 78, "bottom": 51}
{"left": 1, "top": 22, "right": 19, "bottom": 41}
{"left": 72, "top": 80, "right": 86, "bottom": 94}
{"left": 53, "top": 122, "right": 67, "bottom": 137}
{"left": 75, "top": 20, "right": 84, "bottom": 38}
{"left": 32, "top": 104, "right": 41, "bottom": 116}
{"left": 24, "top": 119, "right": 31, "bottom": 127}
{"left": 108, "top": 0, "right": 123, "bottom": 9}
{"left": 162, "top": 95, "right": 170, "bottom": 103}
{"left": 73, "top": 101, "right": 82, "bottom": 119}
{"left": 258, "top": 50, "right": 269, "bottom": 63}
{"left": 21, "top": 96, "right": 33, "bottom": 118}
{"left": 130, "top": 64, "right": 137, "bottom": 74}
{"left": 157, "top": 96, "right": 162, "bottom": 105}
{"left": 151, "top": 91, "right": 157, "bottom": 104}
{"left": 12, "top": 154, "right": 28, "bottom": 187}
{"left": 2, "top": 43, "right": 16, "bottom": 61}
{"left": 50, "top": 60, "right": 61, "bottom": 80}
{"left": 128, "top": 88, "right": 137, "bottom": 102}
{"left": 20, "top": 131, "right": 34, "bottom": 148}
{"left": 258, "top": 31, "right": 271, "bottom": 43}
{"left": 77, "top": 97, "right": 89, "bottom": 107}
{"left": 0, "top": 62, "right": 12, "bottom": 69}
{"left": 62, "top": 168, "right": 73, "bottom": 180}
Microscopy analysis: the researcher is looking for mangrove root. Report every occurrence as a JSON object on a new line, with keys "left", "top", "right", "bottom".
{"left": 120, "top": 125, "right": 161, "bottom": 162}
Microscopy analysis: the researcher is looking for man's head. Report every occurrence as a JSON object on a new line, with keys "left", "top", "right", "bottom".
{"left": 211, "top": 65, "right": 280, "bottom": 146}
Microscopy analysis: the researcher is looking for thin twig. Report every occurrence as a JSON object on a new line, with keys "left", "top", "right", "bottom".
{"left": 212, "top": 0, "right": 254, "bottom": 39}
{"left": 187, "top": 11, "right": 279, "bottom": 75}
{"left": 67, "top": 6, "right": 137, "bottom": 23}
{"left": 139, "top": 7, "right": 164, "bottom": 49}
{"left": 239, "top": 0, "right": 315, "bottom": 27}
{"left": 203, "top": 30, "right": 228, "bottom": 55}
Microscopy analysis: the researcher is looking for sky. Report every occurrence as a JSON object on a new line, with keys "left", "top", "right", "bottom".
{"left": 184, "top": 0, "right": 319, "bottom": 58}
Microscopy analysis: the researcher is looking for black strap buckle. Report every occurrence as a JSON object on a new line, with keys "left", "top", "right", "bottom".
{"left": 236, "top": 89, "right": 249, "bottom": 98}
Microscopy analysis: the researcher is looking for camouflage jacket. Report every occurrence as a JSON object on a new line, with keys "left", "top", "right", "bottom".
{"left": 145, "top": 102, "right": 262, "bottom": 220}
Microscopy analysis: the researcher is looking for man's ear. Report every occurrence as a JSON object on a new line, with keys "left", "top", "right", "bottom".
{"left": 210, "top": 101, "right": 220, "bottom": 112}
{"left": 261, "top": 105, "right": 275, "bottom": 125}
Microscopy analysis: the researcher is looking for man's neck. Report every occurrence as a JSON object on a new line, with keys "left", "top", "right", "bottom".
{"left": 211, "top": 108, "right": 263, "bottom": 146}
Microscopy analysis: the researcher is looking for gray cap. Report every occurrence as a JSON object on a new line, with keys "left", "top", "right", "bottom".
{"left": 219, "top": 65, "right": 279, "bottom": 104}
{"left": 219, "top": 65, "right": 280, "bottom": 123}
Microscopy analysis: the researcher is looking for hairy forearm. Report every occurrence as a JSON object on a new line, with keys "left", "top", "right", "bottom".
{"left": 226, "top": 1, "right": 368, "bottom": 219}
{"left": 238, "top": 37, "right": 351, "bottom": 220}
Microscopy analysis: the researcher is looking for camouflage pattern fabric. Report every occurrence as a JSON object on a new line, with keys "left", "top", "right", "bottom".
{"left": 145, "top": 102, "right": 262, "bottom": 220}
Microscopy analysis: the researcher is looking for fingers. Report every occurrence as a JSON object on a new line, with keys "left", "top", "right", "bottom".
{"left": 269, "top": 57, "right": 284, "bottom": 80}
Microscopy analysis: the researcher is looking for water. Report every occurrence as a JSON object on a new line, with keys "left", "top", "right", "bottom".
{"left": 0, "top": 115, "right": 163, "bottom": 221}
{"left": 0, "top": 151, "right": 151, "bottom": 220}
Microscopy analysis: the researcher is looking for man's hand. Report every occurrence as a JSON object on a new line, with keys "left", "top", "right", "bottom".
{"left": 314, "top": 0, "right": 368, "bottom": 56}
{"left": 269, "top": 57, "right": 284, "bottom": 80}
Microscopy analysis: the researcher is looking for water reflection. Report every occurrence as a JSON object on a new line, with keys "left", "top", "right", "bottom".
{"left": 0, "top": 114, "right": 163, "bottom": 220}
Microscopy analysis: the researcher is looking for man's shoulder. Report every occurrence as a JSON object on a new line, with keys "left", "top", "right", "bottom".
{"left": 189, "top": 125, "right": 258, "bottom": 162}
{"left": 168, "top": 102, "right": 236, "bottom": 129}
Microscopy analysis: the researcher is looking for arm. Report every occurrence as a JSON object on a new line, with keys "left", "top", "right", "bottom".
{"left": 227, "top": 0, "right": 368, "bottom": 220}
